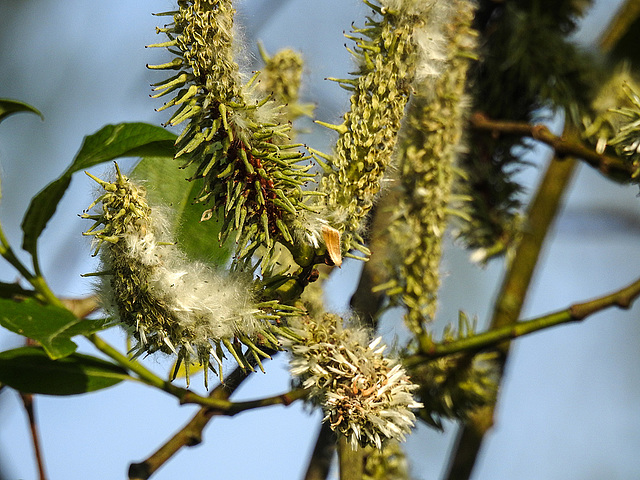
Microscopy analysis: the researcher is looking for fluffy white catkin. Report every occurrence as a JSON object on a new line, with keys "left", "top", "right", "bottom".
{"left": 82, "top": 164, "right": 292, "bottom": 384}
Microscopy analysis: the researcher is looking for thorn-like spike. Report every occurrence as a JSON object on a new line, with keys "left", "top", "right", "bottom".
{"left": 314, "top": 120, "right": 349, "bottom": 135}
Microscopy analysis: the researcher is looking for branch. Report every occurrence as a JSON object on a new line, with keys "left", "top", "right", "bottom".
{"left": 179, "top": 387, "right": 308, "bottom": 414}
{"left": 470, "top": 112, "right": 634, "bottom": 181}
{"left": 129, "top": 364, "right": 254, "bottom": 480}
{"left": 303, "top": 422, "right": 337, "bottom": 480}
{"left": 0, "top": 220, "right": 64, "bottom": 308}
{"left": 88, "top": 333, "right": 308, "bottom": 413}
{"left": 338, "top": 435, "right": 363, "bottom": 480}
{"left": 599, "top": 0, "right": 640, "bottom": 51}
{"left": 407, "top": 275, "right": 640, "bottom": 365}
{"left": 20, "top": 393, "right": 48, "bottom": 480}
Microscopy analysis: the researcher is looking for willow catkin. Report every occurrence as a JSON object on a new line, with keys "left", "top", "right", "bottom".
{"left": 82, "top": 164, "right": 298, "bottom": 385}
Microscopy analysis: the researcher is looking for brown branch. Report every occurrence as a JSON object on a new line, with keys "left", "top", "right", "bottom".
{"left": 470, "top": 112, "right": 634, "bottom": 181}
{"left": 128, "top": 352, "right": 306, "bottom": 480}
{"left": 599, "top": 0, "right": 640, "bottom": 52}
{"left": 303, "top": 422, "right": 337, "bottom": 480}
{"left": 179, "top": 386, "right": 308, "bottom": 414}
{"left": 20, "top": 393, "right": 48, "bottom": 480}
{"left": 128, "top": 365, "right": 248, "bottom": 480}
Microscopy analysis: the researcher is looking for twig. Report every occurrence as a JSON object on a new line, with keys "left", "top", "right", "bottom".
{"left": 303, "top": 422, "right": 337, "bottom": 480}
{"left": 88, "top": 333, "right": 308, "bottom": 413}
{"left": 87, "top": 333, "right": 185, "bottom": 395}
{"left": 0, "top": 219, "right": 64, "bottom": 308}
{"left": 469, "top": 112, "right": 633, "bottom": 181}
{"left": 599, "top": 0, "right": 640, "bottom": 51}
{"left": 180, "top": 386, "right": 308, "bottom": 414}
{"left": 129, "top": 364, "right": 254, "bottom": 480}
{"left": 407, "top": 275, "right": 640, "bottom": 365}
{"left": 20, "top": 393, "right": 48, "bottom": 480}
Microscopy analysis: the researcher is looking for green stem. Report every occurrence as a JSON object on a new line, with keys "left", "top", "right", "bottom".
{"left": 492, "top": 155, "right": 578, "bottom": 336}
{"left": 407, "top": 275, "right": 640, "bottom": 366}
{"left": 29, "top": 276, "right": 65, "bottom": 308}
{"left": 338, "top": 436, "right": 363, "bottom": 480}
{"left": 0, "top": 221, "right": 35, "bottom": 280}
{"left": 87, "top": 333, "right": 181, "bottom": 394}
{"left": 0, "top": 219, "right": 65, "bottom": 309}
{"left": 31, "top": 246, "right": 44, "bottom": 280}
{"left": 88, "top": 333, "right": 308, "bottom": 413}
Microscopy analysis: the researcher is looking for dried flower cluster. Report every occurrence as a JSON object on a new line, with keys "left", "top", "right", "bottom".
{"left": 583, "top": 69, "right": 640, "bottom": 179}
{"left": 284, "top": 313, "right": 422, "bottom": 449}
{"left": 82, "top": 164, "right": 298, "bottom": 385}
{"left": 148, "top": 0, "right": 315, "bottom": 267}
{"left": 381, "top": 0, "right": 478, "bottom": 334}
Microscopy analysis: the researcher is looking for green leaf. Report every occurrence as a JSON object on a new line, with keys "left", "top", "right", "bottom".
{"left": 132, "top": 156, "right": 194, "bottom": 214}
{"left": 21, "top": 122, "right": 176, "bottom": 256}
{"left": 67, "top": 123, "right": 176, "bottom": 172}
{"left": 0, "top": 347, "right": 129, "bottom": 395}
{"left": 132, "top": 156, "right": 232, "bottom": 266}
{"left": 0, "top": 99, "right": 43, "bottom": 124}
{"left": 0, "top": 298, "right": 109, "bottom": 359}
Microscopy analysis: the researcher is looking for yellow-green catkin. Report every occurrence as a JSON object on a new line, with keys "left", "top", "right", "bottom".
{"left": 363, "top": 441, "right": 411, "bottom": 480}
{"left": 408, "top": 315, "right": 498, "bottom": 428}
{"left": 305, "top": 1, "right": 424, "bottom": 257}
{"left": 258, "top": 45, "right": 314, "bottom": 122}
{"left": 384, "top": 0, "right": 478, "bottom": 334}
{"left": 148, "top": 0, "right": 314, "bottom": 268}
{"left": 412, "top": 350, "right": 498, "bottom": 428}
